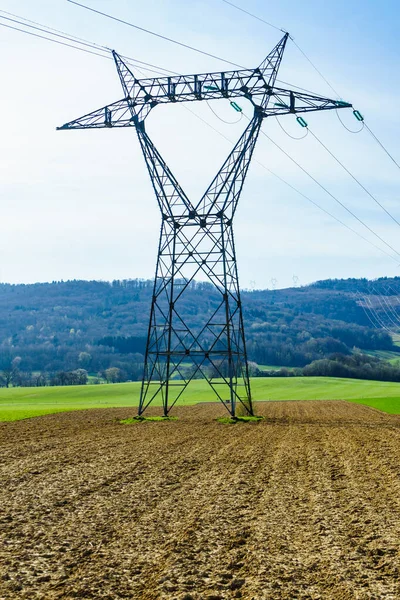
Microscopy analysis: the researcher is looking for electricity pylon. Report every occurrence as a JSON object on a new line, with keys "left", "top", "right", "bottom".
{"left": 58, "top": 33, "right": 351, "bottom": 417}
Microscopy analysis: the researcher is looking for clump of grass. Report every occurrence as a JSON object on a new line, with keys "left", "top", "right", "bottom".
{"left": 236, "top": 399, "right": 257, "bottom": 417}
{"left": 120, "top": 415, "right": 178, "bottom": 424}
{"left": 217, "top": 415, "right": 264, "bottom": 425}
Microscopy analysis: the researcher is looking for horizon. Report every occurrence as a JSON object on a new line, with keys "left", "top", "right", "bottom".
{"left": 1, "top": 272, "right": 400, "bottom": 293}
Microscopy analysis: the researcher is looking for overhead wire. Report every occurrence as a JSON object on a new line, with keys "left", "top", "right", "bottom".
{"left": 307, "top": 127, "right": 400, "bottom": 229}
{"left": 0, "top": 8, "right": 107, "bottom": 49}
{"left": 374, "top": 286, "right": 400, "bottom": 326}
{"left": 363, "top": 294, "right": 397, "bottom": 333}
{"left": 66, "top": 0, "right": 247, "bottom": 69}
{"left": 371, "top": 288, "right": 400, "bottom": 329}
{"left": 219, "top": 0, "right": 341, "bottom": 99}
{"left": 0, "top": 21, "right": 109, "bottom": 59}
{"left": 275, "top": 116, "right": 309, "bottom": 140}
{"left": 220, "top": 0, "right": 283, "bottom": 32}
{"left": 0, "top": 13, "right": 110, "bottom": 53}
{"left": 65, "top": 0, "right": 329, "bottom": 97}
{"left": 335, "top": 109, "right": 364, "bottom": 134}
{"left": 206, "top": 101, "right": 243, "bottom": 124}
{"left": 363, "top": 123, "right": 400, "bottom": 173}
{"left": 252, "top": 119, "right": 400, "bottom": 262}
{"left": 0, "top": 11, "right": 175, "bottom": 76}
{"left": 218, "top": 1, "right": 400, "bottom": 177}
{"left": 181, "top": 106, "right": 400, "bottom": 263}
{"left": 353, "top": 291, "right": 387, "bottom": 331}
{"left": 355, "top": 292, "right": 398, "bottom": 335}
{"left": 289, "top": 38, "right": 341, "bottom": 99}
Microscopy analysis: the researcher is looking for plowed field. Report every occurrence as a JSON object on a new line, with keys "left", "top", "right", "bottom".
{"left": 1, "top": 401, "right": 400, "bottom": 599}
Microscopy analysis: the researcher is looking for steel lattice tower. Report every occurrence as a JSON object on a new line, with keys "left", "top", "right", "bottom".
{"left": 58, "top": 33, "right": 351, "bottom": 417}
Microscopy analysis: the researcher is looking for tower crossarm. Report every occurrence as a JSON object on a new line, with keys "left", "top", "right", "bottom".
{"left": 260, "top": 88, "right": 352, "bottom": 117}
{"left": 56, "top": 97, "right": 141, "bottom": 130}
{"left": 56, "top": 84, "right": 351, "bottom": 131}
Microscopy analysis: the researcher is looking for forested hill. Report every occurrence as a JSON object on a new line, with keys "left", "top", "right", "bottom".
{"left": 0, "top": 276, "right": 399, "bottom": 381}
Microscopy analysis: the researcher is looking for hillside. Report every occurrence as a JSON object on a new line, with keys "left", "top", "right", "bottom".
{"left": 0, "top": 276, "right": 399, "bottom": 382}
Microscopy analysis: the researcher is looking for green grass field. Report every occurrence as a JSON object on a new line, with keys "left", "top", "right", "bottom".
{"left": 1, "top": 377, "right": 400, "bottom": 422}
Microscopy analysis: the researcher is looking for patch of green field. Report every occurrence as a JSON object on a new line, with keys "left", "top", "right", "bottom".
{"left": 1, "top": 377, "right": 400, "bottom": 421}
{"left": 364, "top": 349, "right": 400, "bottom": 364}
{"left": 346, "top": 397, "right": 400, "bottom": 414}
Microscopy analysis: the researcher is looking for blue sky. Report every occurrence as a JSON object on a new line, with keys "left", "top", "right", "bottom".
{"left": 0, "top": 0, "right": 399, "bottom": 289}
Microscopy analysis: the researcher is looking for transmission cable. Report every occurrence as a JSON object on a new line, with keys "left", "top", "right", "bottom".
{"left": 0, "top": 16, "right": 173, "bottom": 77}
{"left": 355, "top": 292, "right": 397, "bottom": 335}
{"left": 66, "top": 0, "right": 246, "bottom": 68}
{"left": 362, "top": 294, "right": 397, "bottom": 335}
{"left": 219, "top": 0, "right": 341, "bottom": 99}
{"left": 372, "top": 287, "right": 400, "bottom": 327}
{"left": 275, "top": 116, "right": 308, "bottom": 140}
{"left": 252, "top": 119, "right": 400, "bottom": 261}
{"left": 0, "top": 13, "right": 110, "bottom": 53}
{"left": 206, "top": 101, "right": 243, "bottom": 124}
{"left": 0, "top": 8, "right": 107, "bottom": 49}
{"left": 354, "top": 292, "right": 385, "bottom": 331}
{"left": 307, "top": 127, "right": 400, "bottom": 229}
{"left": 65, "top": 0, "right": 329, "bottom": 96}
{"left": 371, "top": 289, "right": 400, "bottom": 329}
{"left": 289, "top": 38, "right": 341, "bottom": 98}
{"left": 183, "top": 106, "right": 399, "bottom": 263}
{"left": 220, "top": 0, "right": 283, "bottom": 32}
{"left": 335, "top": 109, "right": 364, "bottom": 134}
{"left": 0, "top": 21, "right": 110, "bottom": 59}
{"left": 364, "top": 123, "right": 400, "bottom": 173}
{"left": 219, "top": 0, "right": 400, "bottom": 179}
{"left": 369, "top": 289, "right": 400, "bottom": 332}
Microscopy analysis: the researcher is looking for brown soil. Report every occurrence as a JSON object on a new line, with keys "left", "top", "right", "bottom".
{"left": 1, "top": 401, "right": 400, "bottom": 599}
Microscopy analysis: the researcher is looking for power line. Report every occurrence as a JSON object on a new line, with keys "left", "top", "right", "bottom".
{"left": 289, "top": 39, "right": 340, "bottom": 99}
{"left": 219, "top": 0, "right": 341, "bottom": 98}
{"left": 335, "top": 109, "right": 365, "bottom": 134}
{"left": 206, "top": 101, "right": 243, "bottom": 124}
{"left": 220, "top": 0, "right": 283, "bottom": 32}
{"left": 66, "top": 0, "right": 328, "bottom": 97}
{"left": 307, "top": 128, "right": 400, "bottom": 229}
{"left": 369, "top": 288, "right": 400, "bottom": 331}
{"left": 364, "top": 123, "right": 400, "bottom": 173}
{"left": 0, "top": 8, "right": 107, "bottom": 49}
{"left": 0, "top": 13, "right": 109, "bottom": 53}
{"left": 255, "top": 122, "right": 400, "bottom": 261}
{"left": 183, "top": 106, "right": 399, "bottom": 263}
{"left": 66, "top": 0, "right": 245, "bottom": 69}
{"left": 0, "top": 14, "right": 173, "bottom": 77}
{"left": 0, "top": 21, "right": 109, "bottom": 59}
{"left": 275, "top": 116, "right": 308, "bottom": 140}
{"left": 355, "top": 292, "right": 396, "bottom": 334}
{"left": 218, "top": 0, "right": 400, "bottom": 180}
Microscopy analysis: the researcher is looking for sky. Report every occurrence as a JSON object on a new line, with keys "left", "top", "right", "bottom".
{"left": 1, "top": 0, "right": 400, "bottom": 289}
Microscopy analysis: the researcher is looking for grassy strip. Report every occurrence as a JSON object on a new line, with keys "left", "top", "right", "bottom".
{"left": 1, "top": 377, "right": 400, "bottom": 421}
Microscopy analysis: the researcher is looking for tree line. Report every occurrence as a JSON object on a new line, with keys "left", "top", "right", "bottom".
{"left": 0, "top": 277, "right": 399, "bottom": 386}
